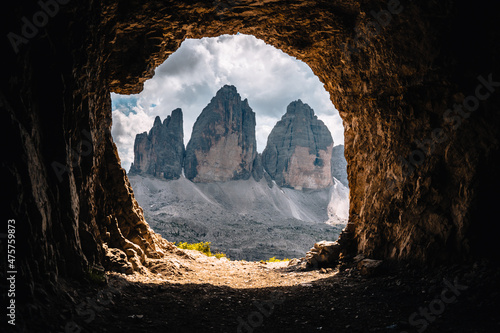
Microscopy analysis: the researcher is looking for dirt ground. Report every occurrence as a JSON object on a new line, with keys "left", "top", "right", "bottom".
{"left": 15, "top": 248, "right": 500, "bottom": 333}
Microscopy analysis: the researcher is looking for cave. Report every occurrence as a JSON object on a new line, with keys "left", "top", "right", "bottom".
{"left": 111, "top": 33, "right": 348, "bottom": 262}
{"left": 3, "top": 0, "right": 500, "bottom": 331}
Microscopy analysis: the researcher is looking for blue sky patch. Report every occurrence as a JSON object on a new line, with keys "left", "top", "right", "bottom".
{"left": 111, "top": 94, "right": 139, "bottom": 115}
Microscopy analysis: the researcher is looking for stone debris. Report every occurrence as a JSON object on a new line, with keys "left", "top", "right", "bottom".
{"left": 304, "top": 241, "right": 341, "bottom": 268}
{"left": 104, "top": 247, "right": 134, "bottom": 275}
{"left": 287, "top": 240, "right": 341, "bottom": 270}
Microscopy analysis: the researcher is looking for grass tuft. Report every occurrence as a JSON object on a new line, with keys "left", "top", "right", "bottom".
{"left": 176, "top": 241, "right": 229, "bottom": 260}
{"left": 263, "top": 257, "right": 291, "bottom": 263}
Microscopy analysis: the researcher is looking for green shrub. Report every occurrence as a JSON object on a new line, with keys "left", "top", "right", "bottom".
{"left": 176, "top": 241, "right": 229, "bottom": 260}
{"left": 264, "top": 257, "right": 291, "bottom": 263}
{"left": 214, "top": 252, "right": 227, "bottom": 259}
{"left": 176, "top": 241, "right": 212, "bottom": 255}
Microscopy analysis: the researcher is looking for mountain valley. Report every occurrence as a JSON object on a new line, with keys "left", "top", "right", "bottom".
{"left": 128, "top": 85, "right": 348, "bottom": 260}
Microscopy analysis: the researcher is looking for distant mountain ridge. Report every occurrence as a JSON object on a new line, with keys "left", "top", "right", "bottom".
{"left": 331, "top": 145, "right": 348, "bottom": 187}
{"left": 129, "top": 85, "right": 347, "bottom": 190}
{"left": 127, "top": 85, "right": 349, "bottom": 259}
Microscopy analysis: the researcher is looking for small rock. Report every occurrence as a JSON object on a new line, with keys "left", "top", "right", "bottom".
{"left": 357, "top": 259, "right": 383, "bottom": 276}
{"left": 128, "top": 314, "right": 144, "bottom": 319}
{"left": 353, "top": 254, "right": 365, "bottom": 262}
{"left": 304, "top": 240, "right": 341, "bottom": 269}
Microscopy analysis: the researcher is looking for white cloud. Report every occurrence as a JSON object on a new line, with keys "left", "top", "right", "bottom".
{"left": 111, "top": 34, "right": 345, "bottom": 171}
{"left": 111, "top": 103, "right": 154, "bottom": 168}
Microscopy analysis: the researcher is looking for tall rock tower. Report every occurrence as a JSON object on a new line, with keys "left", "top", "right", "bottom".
{"left": 129, "top": 108, "right": 185, "bottom": 179}
{"left": 262, "top": 100, "right": 334, "bottom": 190}
{"left": 184, "top": 85, "right": 257, "bottom": 182}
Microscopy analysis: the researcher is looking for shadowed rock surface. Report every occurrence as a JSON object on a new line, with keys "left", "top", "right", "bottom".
{"left": 129, "top": 109, "right": 184, "bottom": 180}
{"left": 185, "top": 85, "right": 257, "bottom": 182}
{"left": 3, "top": 2, "right": 500, "bottom": 330}
{"left": 263, "top": 100, "right": 334, "bottom": 190}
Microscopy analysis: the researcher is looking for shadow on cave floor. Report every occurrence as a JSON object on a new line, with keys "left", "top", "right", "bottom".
{"left": 20, "top": 250, "right": 500, "bottom": 333}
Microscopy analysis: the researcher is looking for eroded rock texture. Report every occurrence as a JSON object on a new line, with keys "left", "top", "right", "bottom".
{"left": 263, "top": 100, "right": 334, "bottom": 190}
{"left": 3, "top": 0, "right": 500, "bottom": 312}
{"left": 185, "top": 85, "right": 257, "bottom": 182}
{"left": 129, "top": 109, "right": 185, "bottom": 180}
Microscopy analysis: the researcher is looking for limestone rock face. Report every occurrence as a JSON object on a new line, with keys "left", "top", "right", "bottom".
{"left": 185, "top": 85, "right": 257, "bottom": 182}
{"left": 262, "top": 100, "right": 334, "bottom": 190}
{"left": 129, "top": 109, "right": 184, "bottom": 180}
{"left": 331, "top": 145, "right": 348, "bottom": 187}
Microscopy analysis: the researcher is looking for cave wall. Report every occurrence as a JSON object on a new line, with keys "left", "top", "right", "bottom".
{"left": 99, "top": 0, "right": 500, "bottom": 262}
{"left": 2, "top": 0, "right": 500, "bottom": 297}
{"left": 1, "top": 1, "right": 170, "bottom": 300}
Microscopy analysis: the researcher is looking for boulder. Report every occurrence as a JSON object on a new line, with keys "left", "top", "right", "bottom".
{"left": 357, "top": 259, "right": 383, "bottom": 276}
{"left": 304, "top": 240, "right": 341, "bottom": 268}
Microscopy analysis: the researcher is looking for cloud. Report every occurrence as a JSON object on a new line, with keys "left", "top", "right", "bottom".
{"left": 111, "top": 102, "right": 154, "bottom": 168}
{"left": 111, "top": 34, "right": 345, "bottom": 171}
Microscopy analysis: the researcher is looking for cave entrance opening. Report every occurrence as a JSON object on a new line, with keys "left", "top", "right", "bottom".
{"left": 111, "top": 34, "right": 349, "bottom": 262}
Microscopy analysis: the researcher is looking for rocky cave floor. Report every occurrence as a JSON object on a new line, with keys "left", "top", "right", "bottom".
{"left": 20, "top": 249, "right": 500, "bottom": 333}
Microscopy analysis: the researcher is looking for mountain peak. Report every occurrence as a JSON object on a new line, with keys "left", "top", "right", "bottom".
{"left": 153, "top": 115, "right": 162, "bottom": 127}
{"left": 219, "top": 84, "right": 237, "bottom": 92}
{"left": 283, "top": 100, "right": 315, "bottom": 119}
{"left": 262, "top": 101, "right": 334, "bottom": 190}
{"left": 129, "top": 109, "right": 185, "bottom": 180}
{"left": 164, "top": 108, "right": 183, "bottom": 128}
{"left": 213, "top": 84, "right": 240, "bottom": 101}
{"left": 185, "top": 85, "right": 257, "bottom": 182}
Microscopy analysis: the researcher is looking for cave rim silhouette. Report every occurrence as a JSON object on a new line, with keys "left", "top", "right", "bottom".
{"left": 110, "top": 33, "right": 346, "bottom": 165}
{"left": 103, "top": 0, "right": 496, "bottom": 263}
{"left": 5, "top": 1, "right": 499, "bottom": 298}
{"left": 4, "top": 1, "right": 500, "bottom": 331}
{"left": 110, "top": 33, "right": 349, "bottom": 262}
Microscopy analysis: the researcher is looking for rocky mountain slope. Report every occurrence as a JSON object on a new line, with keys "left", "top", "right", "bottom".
{"left": 129, "top": 174, "right": 348, "bottom": 260}
{"left": 126, "top": 86, "right": 349, "bottom": 260}
{"left": 262, "top": 100, "right": 334, "bottom": 190}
